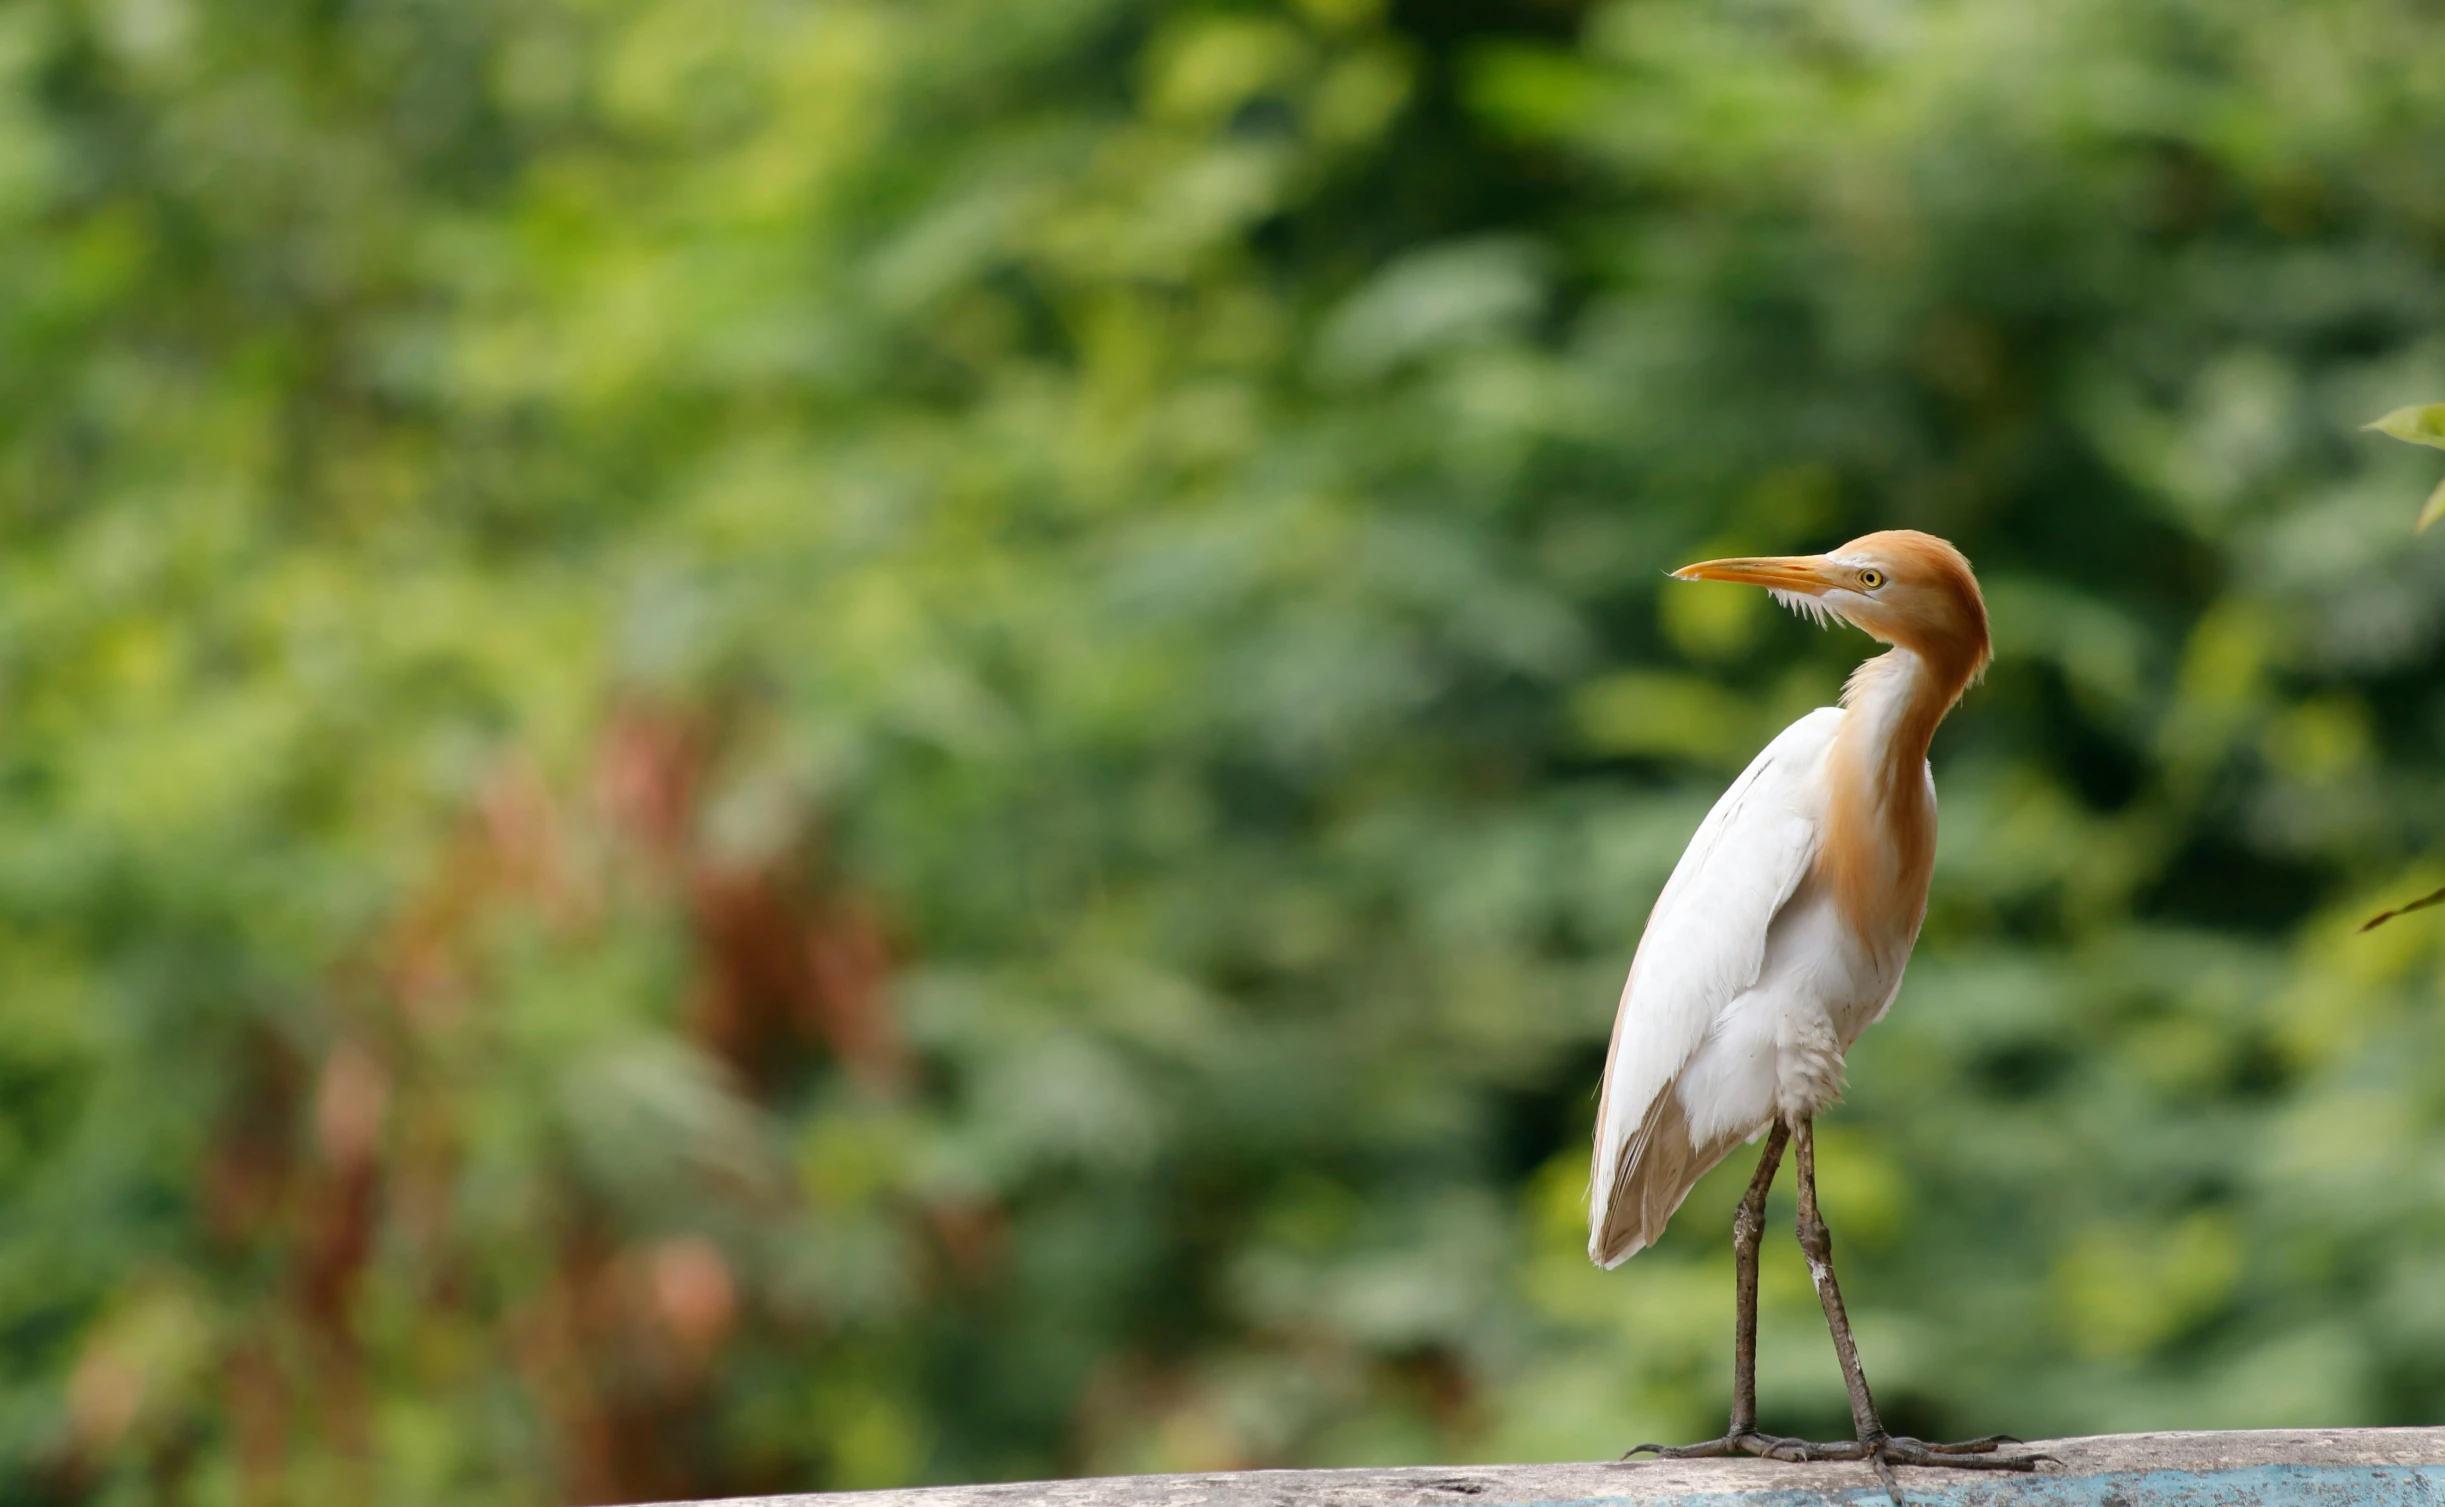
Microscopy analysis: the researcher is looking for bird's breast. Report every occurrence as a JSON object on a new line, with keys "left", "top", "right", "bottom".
{"left": 1674, "top": 877, "right": 1904, "bottom": 1139}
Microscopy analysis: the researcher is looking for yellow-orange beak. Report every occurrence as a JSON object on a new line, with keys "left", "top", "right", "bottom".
{"left": 1670, "top": 554, "right": 1841, "bottom": 593}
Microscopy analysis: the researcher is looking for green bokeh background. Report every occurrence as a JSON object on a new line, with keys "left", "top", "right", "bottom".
{"left": 4, "top": 0, "right": 2444, "bottom": 1501}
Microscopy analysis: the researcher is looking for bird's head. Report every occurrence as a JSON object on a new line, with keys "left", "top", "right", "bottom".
{"left": 1671, "top": 529, "right": 1991, "bottom": 681}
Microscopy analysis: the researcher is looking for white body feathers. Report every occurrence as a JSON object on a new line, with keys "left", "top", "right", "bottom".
{"left": 1588, "top": 666, "right": 1939, "bottom": 1269}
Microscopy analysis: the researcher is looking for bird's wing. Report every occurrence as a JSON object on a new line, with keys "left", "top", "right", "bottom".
{"left": 1588, "top": 706, "right": 1839, "bottom": 1267}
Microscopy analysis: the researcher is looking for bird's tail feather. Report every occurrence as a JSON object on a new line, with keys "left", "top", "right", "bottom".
{"left": 1590, "top": 1082, "right": 1747, "bottom": 1268}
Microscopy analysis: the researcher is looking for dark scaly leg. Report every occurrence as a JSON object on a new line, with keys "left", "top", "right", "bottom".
{"left": 1725, "top": 1121, "right": 1788, "bottom": 1443}
{"left": 1624, "top": 1118, "right": 2051, "bottom": 1492}
{"left": 1788, "top": 1117, "right": 2053, "bottom": 1503}
{"left": 1623, "top": 1123, "right": 1822, "bottom": 1461}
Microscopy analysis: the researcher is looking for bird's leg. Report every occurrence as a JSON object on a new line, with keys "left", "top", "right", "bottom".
{"left": 1791, "top": 1117, "right": 1882, "bottom": 1444}
{"left": 1622, "top": 1120, "right": 2054, "bottom": 1484}
{"left": 1623, "top": 1123, "right": 1815, "bottom": 1462}
{"left": 1788, "top": 1117, "right": 2054, "bottom": 1502}
{"left": 1725, "top": 1120, "right": 1788, "bottom": 1440}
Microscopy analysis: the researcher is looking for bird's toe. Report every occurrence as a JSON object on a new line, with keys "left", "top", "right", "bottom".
{"left": 1620, "top": 1437, "right": 1733, "bottom": 1460}
{"left": 1874, "top": 1436, "right": 2053, "bottom": 1473}
{"left": 1899, "top": 1433, "right": 2019, "bottom": 1455}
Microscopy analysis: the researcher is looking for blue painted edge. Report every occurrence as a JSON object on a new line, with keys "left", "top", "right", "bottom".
{"left": 1490, "top": 1462, "right": 2445, "bottom": 1507}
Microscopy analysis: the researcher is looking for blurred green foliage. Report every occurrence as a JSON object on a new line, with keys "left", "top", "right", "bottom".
{"left": 2364, "top": 401, "right": 2445, "bottom": 534}
{"left": 3, "top": 0, "right": 2445, "bottom": 1502}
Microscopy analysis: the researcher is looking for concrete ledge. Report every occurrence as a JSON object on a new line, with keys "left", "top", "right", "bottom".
{"left": 668, "top": 1429, "right": 2445, "bottom": 1507}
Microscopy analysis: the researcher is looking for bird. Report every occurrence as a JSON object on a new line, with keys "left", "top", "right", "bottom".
{"left": 1589, "top": 530, "right": 2048, "bottom": 1500}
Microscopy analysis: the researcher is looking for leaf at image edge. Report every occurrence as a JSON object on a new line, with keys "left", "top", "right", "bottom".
{"left": 2362, "top": 402, "right": 2445, "bottom": 451}
{"left": 2417, "top": 475, "right": 2445, "bottom": 532}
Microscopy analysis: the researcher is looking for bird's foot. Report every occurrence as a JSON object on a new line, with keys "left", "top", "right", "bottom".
{"left": 1621, "top": 1432, "right": 1857, "bottom": 1463}
{"left": 1889, "top": 1434, "right": 2034, "bottom": 1457}
{"left": 1625, "top": 1432, "right": 2055, "bottom": 1503}
{"left": 1850, "top": 1433, "right": 2057, "bottom": 1506}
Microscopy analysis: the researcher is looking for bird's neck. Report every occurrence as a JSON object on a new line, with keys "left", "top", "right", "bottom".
{"left": 1819, "top": 647, "right": 1968, "bottom": 949}
{"left": 1839, "top": 644, "right": 1967, "bottom": 785}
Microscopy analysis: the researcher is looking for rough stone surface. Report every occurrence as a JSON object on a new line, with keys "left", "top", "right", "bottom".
{"left": 656, "top": 1430, "right": 2445, "bottom": 1507}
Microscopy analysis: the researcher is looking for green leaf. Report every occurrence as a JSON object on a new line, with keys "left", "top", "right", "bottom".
{"left": 2358, "top": 884, "right": 2445, "bottom": 933}
{"left": 2418, "top": 475, "right": 2445, "bottom": 532}
{"left": 2361, "top": 402, "right": 2445, "bottom": 451}
{"left": 2360, "top": 408, "right": 2445, "bottom": 528}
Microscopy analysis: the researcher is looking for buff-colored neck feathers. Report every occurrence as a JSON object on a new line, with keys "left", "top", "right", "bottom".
{"left": 1813, "top": 533, "right": 1988, "bottom": 948}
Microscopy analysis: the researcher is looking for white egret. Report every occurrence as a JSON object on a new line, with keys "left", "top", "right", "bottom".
{"left": 1590, "top": 530, "right": 2046, "bottom": 1497}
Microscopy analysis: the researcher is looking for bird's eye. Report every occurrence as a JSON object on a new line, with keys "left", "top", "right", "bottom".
{"left": 1858, "top": 568, "right": 1885, "bottom": 589}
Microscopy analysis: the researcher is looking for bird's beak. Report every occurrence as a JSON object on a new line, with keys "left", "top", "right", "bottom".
{"left": 1670, "top": 554, "right": 1841, "bottom": 594}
